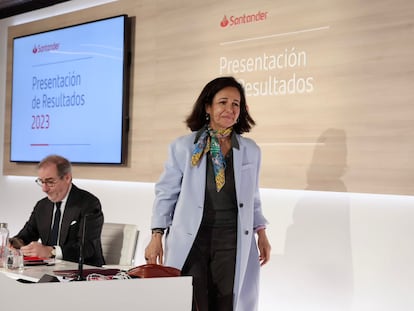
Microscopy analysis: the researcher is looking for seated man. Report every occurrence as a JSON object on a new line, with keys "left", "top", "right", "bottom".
{"left": 11, "top": 154, "right": 105, "bottom": 267}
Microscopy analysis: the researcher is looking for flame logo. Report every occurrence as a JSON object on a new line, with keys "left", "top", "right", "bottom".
{"left": 220, "top": 15, "right": 229, "bottom": 28}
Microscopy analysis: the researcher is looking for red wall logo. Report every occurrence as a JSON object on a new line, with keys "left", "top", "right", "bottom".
{"left": 220, "top": 11, "right": 268, "bottom": 28}
{"left": 32, "top": 42, "right": 60, "bottom": 54}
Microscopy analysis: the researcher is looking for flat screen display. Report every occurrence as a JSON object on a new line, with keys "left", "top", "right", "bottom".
{"left": 10, "top": 15, "right": 130, "bottom": 164}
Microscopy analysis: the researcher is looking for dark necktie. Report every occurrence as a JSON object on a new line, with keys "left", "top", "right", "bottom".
{"left": 50, "top": 202, "right": 62, "bottom": 245}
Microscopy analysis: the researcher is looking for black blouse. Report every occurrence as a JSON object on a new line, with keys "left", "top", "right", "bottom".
{"left": 202, "top": 147, "right": 238, "bottom": 228}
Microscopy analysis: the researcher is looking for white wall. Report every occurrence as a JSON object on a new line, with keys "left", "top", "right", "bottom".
{"left": 1, "top": 1, "right": 414, "bottom": 310}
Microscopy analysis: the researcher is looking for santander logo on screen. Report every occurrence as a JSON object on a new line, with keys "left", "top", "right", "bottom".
{"left": 220, "top": 10, "right": 268, "bottom": 28}
{"left": 32, "top": 42, "right": 60, "bottom": 54}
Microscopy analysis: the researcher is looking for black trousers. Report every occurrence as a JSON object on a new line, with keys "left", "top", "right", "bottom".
{"left": 182, "top": 225, "right": 237, "bottom": 311}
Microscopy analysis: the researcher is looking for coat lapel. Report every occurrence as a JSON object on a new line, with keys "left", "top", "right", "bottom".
{"left": 233, "top": 136, "right": 243, "bottom": 203}
{"left": 193, "top": 150, "right": 207, "bottom": 208}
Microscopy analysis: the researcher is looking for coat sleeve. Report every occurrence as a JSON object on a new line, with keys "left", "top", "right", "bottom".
{"left": 252, "top": 145, "right": 268, "bottom": 229}
{"left": 14, "top": 203, "right": 43, "bottom": 244}
{"left": 151, "top": 137, "right": 187, "bottom": 229}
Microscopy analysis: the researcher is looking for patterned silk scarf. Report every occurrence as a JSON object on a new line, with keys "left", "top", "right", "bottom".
{"left": 192, "top": 127, "right": 233, "bottom": 192}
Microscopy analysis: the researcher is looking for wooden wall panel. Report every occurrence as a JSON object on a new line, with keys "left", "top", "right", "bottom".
{"left": 4, "top": 0, "right": 414, "bottom": 195}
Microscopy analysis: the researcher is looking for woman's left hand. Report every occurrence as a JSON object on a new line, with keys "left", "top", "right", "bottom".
{"left": 257, "top": 229, "right": 271, "bottom": 266}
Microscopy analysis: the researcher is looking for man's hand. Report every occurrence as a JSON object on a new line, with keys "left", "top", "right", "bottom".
{"left": 20, "top": 241, "right": 53, "bottom": 258}
{"left": 8, "top": 237, "right": 25, "bottom": 249}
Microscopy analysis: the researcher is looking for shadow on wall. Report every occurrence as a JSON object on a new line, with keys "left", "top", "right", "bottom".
{"left": 273, "top": 128, "right": 353, "bottom": 311}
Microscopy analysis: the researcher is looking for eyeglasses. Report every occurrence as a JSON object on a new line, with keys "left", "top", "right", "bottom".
{"left": 35, "top": 178, "right": 60, "bottom": 188}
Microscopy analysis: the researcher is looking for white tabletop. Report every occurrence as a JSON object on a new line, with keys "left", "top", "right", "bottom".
{"left": 1, "top": 259, "right": 98, "bottom": 282}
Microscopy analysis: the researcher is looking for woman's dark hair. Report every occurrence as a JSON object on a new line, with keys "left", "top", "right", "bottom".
{"left": 185, "top": 76, "right": 255, "bottom": 134}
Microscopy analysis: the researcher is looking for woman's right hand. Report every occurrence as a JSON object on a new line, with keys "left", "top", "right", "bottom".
{"left": 144, "top": 233, "right": 164, "bottom": 265}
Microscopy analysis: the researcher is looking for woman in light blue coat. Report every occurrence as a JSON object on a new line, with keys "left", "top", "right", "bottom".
{"left": 145, "top": 76, "right": 271, "bottom": 311}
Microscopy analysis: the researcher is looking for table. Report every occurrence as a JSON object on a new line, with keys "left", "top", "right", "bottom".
{"left": 1, "top": 259, "right": 95, "bottom": 282}
{"left": 0, "top": 260, "right": 192, "bottom": 310}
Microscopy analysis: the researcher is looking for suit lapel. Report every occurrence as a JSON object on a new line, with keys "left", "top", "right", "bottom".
{"left": 44, "top": 201, "right": 55, "bottom": 244}
{"left": 58, "top": 186, "right": 79, "bottom": 245}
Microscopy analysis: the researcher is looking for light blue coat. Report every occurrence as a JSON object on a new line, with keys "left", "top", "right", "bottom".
{"left": 151, "top": 131, "right": 268, "bottom": 311}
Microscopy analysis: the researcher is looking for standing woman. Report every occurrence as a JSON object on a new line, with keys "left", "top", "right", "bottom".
{"left": 145, "top": 76, "right": 271, "bottom": 311}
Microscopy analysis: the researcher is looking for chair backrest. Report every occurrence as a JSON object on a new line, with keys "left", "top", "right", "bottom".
{"left": 100, "top": 223, "right": 139, "bottom": 266}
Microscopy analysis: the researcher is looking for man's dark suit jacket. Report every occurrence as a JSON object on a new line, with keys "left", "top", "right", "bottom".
{"left": 15, "top": 184, "right": 105, "bottom": 267}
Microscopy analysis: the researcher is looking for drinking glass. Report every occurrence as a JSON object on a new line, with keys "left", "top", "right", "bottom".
{"left": 6, "top": 248, "right": 24, "bottom": 271}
